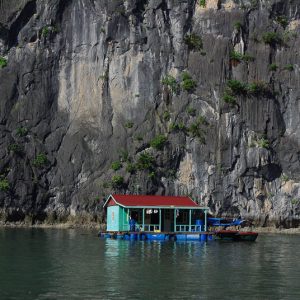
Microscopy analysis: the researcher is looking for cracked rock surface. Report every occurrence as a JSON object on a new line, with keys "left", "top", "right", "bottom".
{"left": 0, "top": 0, "right": 300, "bottom": 227}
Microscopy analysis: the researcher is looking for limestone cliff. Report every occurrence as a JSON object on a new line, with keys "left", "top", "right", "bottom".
{"left": 0, "top": 0, "right": 300, "bottom": 227}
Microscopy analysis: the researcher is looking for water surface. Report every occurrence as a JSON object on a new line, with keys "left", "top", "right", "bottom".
{"left": 0, "top": 228, "right": 299, "bottom": 299}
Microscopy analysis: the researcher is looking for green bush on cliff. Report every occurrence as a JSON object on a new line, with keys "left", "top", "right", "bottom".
{"left": 184, "top": 33, "right": 203, "bottom": 51}
{"left": 41, "top": 25, "right": 59, "bottom": 37}
{"left": 262, "top": 32, "right": 282, "bottom": 46}
{"left": 188, "top": 116, "right": 208, "bottom": 143}
{"left": 181, "top": 72, "right": 197, "bottom": 92}
{"left": 111, "top": 161, "right": 122, "bottom": 171}
{"left": 136, "top": 153, "right": 155, "bottom": 170}
{"left": 276, "top": 16, "right": 289, "bottom": 28}
{"left": 247, "top": 81, "right": 270, "bottom": 96}
{"left": 124, "top": 121, "right": 134, "bottom": 128}
{"left": 33, "top": 153, "right": 48, "bottom": 168}
{"left": 0, "top": 56, "right": 7, "bottom": 69}
{"left": 199, "top": 0, "right": 206, "bottom": 7}
{"left": 187, "top": 107, "right": 196, "bottom": 116}
{"left": 150, "top": 135, "right": 168, "bottom": 150}
{"left": 0, "top": 178, "right": 9, "bottom": 192}
{"left": 111, "top": 175, "right": 124, "bottom": 188}
{"left": 269, "top": 63, "right": 278, "bottom": 71}
{"left": 8, "top": 144, "right": 23, "bottom": 154}
{"left": 162, "top": 75, "right": 180, "bottom": 94}
{"left": 234, "top": 22, "right": 242, "bottom": 31}
{"left": 16, "top": 126, "right": 28, "bottom": 137}
{"left": 126, "top": 163, "right": 136, "bottom": 174}
{"left": 223, "top": 92, "right": 236, "bottom": 105}
{"left": 162, "top": 111, "right": 171, "bottom": 121}
{"left": 227, "top": 80, "right": 248, "bottom": 95}
{"left": 256, "top": 138, "right": 270, "bottom": 148}
{"left": 169, "top": 122, "right": 187, "bottom": 132}
{"left": 285, "top": 64, "right": 294, "bottom": 71}
{"left": 230, "top": 51, "right": 254, "bottom": 63}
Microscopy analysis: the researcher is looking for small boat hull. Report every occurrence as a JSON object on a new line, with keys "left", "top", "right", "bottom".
{"left": 215, "top": 230, "right": 258, "bottom": 241}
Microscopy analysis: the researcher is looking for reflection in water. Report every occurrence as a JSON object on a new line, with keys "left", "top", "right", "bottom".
{"left": 0, "top": 229, "right": 300, "bottom": 299}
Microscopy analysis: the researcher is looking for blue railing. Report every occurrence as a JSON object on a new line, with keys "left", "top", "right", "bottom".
{"left": 143, "top": 224, "right": 160, "bottom": 232}
{"left": 175, "top": 225, "right": 203, "bottom": 232}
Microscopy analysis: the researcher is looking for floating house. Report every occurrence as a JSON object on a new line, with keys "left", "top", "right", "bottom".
{"left": 103, "top": 194, "right": 209, "bottom": 233}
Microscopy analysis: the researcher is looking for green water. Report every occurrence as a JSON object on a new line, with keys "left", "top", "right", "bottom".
{"left": 0, "top": 229, "right": 299, "bottom": 299}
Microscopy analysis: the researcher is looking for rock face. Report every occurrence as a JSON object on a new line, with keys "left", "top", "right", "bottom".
{"left": 0, "top": 0, "right": 300, "bottom": 227}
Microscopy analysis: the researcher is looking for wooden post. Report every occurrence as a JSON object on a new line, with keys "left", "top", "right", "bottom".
{"left": 122, "top": 207, "right": 124, "bottom": 231}
{"left": 174, "top": 208, "right": 176, "bottom": 232}
{"left": 189, "top": 209, "right": 192, "bottom": 232}
{"left": 142, "top": 208, "right": 145, "bottom": 231}
{"left": 204, "top": 209, "right": 207, "bottom": 232}
{"left": 159, "top": 209, "right": 161, "bottom": 232}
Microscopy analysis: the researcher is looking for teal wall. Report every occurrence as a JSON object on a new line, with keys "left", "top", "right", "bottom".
{"left": 107, "top": 206, "right": 129, "bottom": 232}
{"left": 107, "top": 206, "right": 120, "bottom": 231}
{"left": 119, "top": 207, "right": 129, "bottom": 231}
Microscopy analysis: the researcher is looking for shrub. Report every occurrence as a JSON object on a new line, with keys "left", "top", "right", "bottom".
{"left": 223, "top": 92, "right": 236, "bottom": 105}
{"left": 150, "top": 135, "right": 168, "bottom": 150}
{"left": 33, "top": 153, "right": 48, "bottom": 168}
{"left": 8, "top": 144, "right": 23, "bottom": 154}
{"left": 285, "top": 64, "right": 294, "bottom": 71}
{"left": 41, "top": 25, "right": 58, "bottom": 37}
{"left": 242, "top": 54, "right": 255, "bottom": 62}
{"left": 256, "top": 138, "right": 269, "bottom": 148}
{"left": 230, "top": 51, "right": 254, "bottom": 64}
{"left": 187, "top": 107, "right": 196, "bottom": 116}
{"left": 148, "top": 171, "right": 156, "bottom": 180}
{"left": 227, "top": 80, "right": 248, "bottom": 95}
{"left": 134, "top": 135, "right": 143, "bottom": 142}
{"left": 181, "top": 72, "right": 197, "bottom": 92}
{"left": 0, "top": 56, "right": 7, "bottom": 69}
{"left": 247, "top": 81, "right": 270, "bottom": 96}
{"left": 276, "top": 16, "right": 289, "bottom": 28}
{"left": 162, "top": 75, "right": 180, "bottom": 94}
{"left": 269, "top": 63, "right": 278, "bottom": 71}
{"left": 199, "top": 0, "right": 206, "bottom": 7}
{"left": 188, "top": 123, "right": 206, "bottom": 143}
{"left": 230, "top": 51, "right": 244, "bottom": 62}
{"left": 16, "top": 127, "right": 28, "bottom": 137}
{"left": 126, "top": 163, "right": 136, "bottom": 174}
{"left": 124, "top": 121, "right": 134, "bottom": 128}
{"left": 111, "top": 161, "right": 122, "bottom": 171}
{"left": 162, "top": 111, "right": 171, "bottom": 121}
{"left": 188, "top": 116, "right": 208, "bottom": 143}
{"left": 262, "top": 32, "right": 282, "bottom": 47}
{"left": 197, "top": 115, "right": 209, "bottom": 126}
{"left": 184, "top": 33, "right": 203, "bottom": 51}
{"left": 281, "top": 174, "right": 289, "bottom": 182}
{"left": 136, "top": 153, "right": 155, "bottom": 170}
{"left": 169, "top": 122, "right": 187, "bottom": 132}
{"left": 0, "top": 178, "right": 9, "bottom": 192}
{"left": 119, "top": 150, "right": 129, "bottom": 162}
{"left": 234, "top": 22, "right": 242, "bottom": 31}
{"left": 291, "top": 198, "right": 299, "bottom": 205}
{"left": 111, "top": 175, "right": 124, "bottom": 188}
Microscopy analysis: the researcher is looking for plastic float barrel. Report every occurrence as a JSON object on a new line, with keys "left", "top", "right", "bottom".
{"left": 124, "top": 234, "right": 130, "bottom": 240}
{"left": 208, "top": 234, "right": 213, "bottom": 240}
{"left": 146, "top": 233, "right": 166, "bottom": 240}
{"left": 176, "top": 234, "right": 187, "bottom": 241}
{"left": 186, "top": 234, "right": 200, "bottom": 241}
{"left": 200, "top": 234, "right": 207, "bottom": 241}
{"left": 196, "top": 219, "right": 203, "bottom": 231}
{"left": 116, "top": 234, "right": 123, "bottom": 239}
{"left": 104, "top": 233, "right": 111, "bottom": 238}
{"left": 139, "top": 233, "right": 146, "bottom": 240}
{"left": 130, "top": 233, "right": 137, "bottom": 240}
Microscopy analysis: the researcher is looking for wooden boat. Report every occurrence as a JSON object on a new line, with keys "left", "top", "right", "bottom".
{"left": 215, "top": 230, "right": 258, "bottom": 241}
